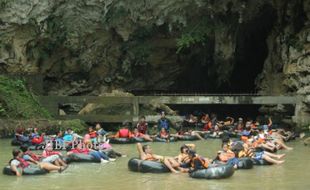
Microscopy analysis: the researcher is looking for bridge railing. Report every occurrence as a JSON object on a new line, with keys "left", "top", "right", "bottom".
{"left": 37, "top": 95, "right": 301, "bottom": 123}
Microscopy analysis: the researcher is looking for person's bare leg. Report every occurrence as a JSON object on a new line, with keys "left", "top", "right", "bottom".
{"left": 276, "top": 140, "right": 293, "bottom": 150}
{"left": 262, "top": 155, "right": 284, "bottom": 164}
{"left": 264, "top": 151, "right": 285, "bottom": 159}
{"left": 143, "top": 135, "right": 153, "bottom": 142}
{"left": 260, "top": 144, "right": 274, "bottom": 152}
{"left": 163, "top": 158, "right": 179, "bottom": 173}
{"left": 58, "top": 159, "right": 67, "bottom": 167}
{"left": 38, "top": 162, "right": 61, "bottom": 172}
{"left": 54, "top": 160, "right": 60, "bottom": 166}
{"left": 192, "top": 132, "right": 204, "bottom": 140}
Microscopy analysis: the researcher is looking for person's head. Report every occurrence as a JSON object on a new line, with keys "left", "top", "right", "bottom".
{"left": 160, "top": 128, "right": 166, "bottom": 133}
{"left": 16, "top": 128, "right": 24, "bottom": 135}
{"left": 139, "top": 116, "right": 146, "bottom": 122}
{"left": 142, "top": 144, "right": 152, "bottom": 154}
{"left": 223, "top": 144, "right": 230, "bottom": 152}
{"left": 67, "top": 128, "right": 73, "bottom": 133}
{"left": 56, "top": 131, "right": 63, "bottom": 137}
{"left": 180, "top": 145, "right": 189, "bottom": 154}
{"left": 122, "top": 121, "right": 130, "bottom": 128}
{"left": 88, "top": 126, "right": 95, "bottom": 132}
{"left": 12, "top": 149, "right": 22, "bottom": 158}
{"left": 45, "top": 143, "right": 53, "bottom": 151}
{"left": 95, "top": 123, "right": 102, "bottom": 130}
{"left": 20, "top": 145, "right": 29, "bottom": 153}
{"left": 160, "top": 111, "right": 166, "bottom": 118}
{"left": 133, "top": 128, "right": 139, "bottom": 134}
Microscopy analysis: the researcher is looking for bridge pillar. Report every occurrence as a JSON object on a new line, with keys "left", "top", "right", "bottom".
{"left": 293, "top": 96, "right": 310, "bottom": 127}
{"left": 132, "top": 97, "right": 139, "bottom": 120}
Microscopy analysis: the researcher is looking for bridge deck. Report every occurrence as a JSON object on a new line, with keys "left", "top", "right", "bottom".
{"left": 38, "top": 95, "right": 301, "bottom": 122}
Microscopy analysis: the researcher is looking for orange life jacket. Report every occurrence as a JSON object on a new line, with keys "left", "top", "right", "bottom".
{"left": 219, "top": 151, "right": 235, "bottom": 162}
{"left": 191, "top": 156, "right": 209, "bottom": 169}
{"left": 241, "top": 136, "right": 248, "bottom": 142}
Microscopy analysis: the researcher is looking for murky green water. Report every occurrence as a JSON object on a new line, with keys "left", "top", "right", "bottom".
{"left": 0, "top": 139, "right": 309, "bottom": 190}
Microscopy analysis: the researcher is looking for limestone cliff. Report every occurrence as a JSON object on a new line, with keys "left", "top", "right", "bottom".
{"left": 0, "top": 0, "right": 309, "bottom": 124}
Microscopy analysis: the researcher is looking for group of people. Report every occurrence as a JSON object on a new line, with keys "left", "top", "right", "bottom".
{"left": 136, "top": 125, "right": 294, "bottom": 174}
{"left": 9, "top": 123, "right": 126, "bottom": 176}
{"left": 9, "top": 112, "right": 296, "bottom": 176}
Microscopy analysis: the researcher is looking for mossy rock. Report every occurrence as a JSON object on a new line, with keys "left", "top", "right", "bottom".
{"left": 0, "top": 76, "right": 51, "bottom": 119}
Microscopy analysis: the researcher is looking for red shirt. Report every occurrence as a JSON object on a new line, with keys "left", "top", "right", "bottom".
{"left": 137, "top": 122, "right": 148, "bottom": 134}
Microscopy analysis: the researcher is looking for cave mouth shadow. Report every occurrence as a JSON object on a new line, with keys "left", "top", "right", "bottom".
{"left": 171, "top": 4, "right": 277, "bottom": 94}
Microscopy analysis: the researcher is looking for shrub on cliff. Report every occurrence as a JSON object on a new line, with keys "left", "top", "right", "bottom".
{"left": 0, "top": 75, "right": 51, "bottom": 119}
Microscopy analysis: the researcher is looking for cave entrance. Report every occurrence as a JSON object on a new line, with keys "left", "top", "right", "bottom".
{"left": 171, "top": 4, "right": 276, "bottom": 94}
{"left": 230, "top": 4, "right": 277, "bottom": 93}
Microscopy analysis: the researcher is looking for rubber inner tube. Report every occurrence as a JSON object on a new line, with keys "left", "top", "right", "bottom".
{"left": 133, "top": 137, "right": 146, "bottom": 143}
{"left": 109, "top": 138, "right": 135, "bottom": 144}
{"left": 67, "top": 153, "right": 101, "bottom": 163}
{"left": 177, "top": 135, "right": 199, "bottom": 141}
{"left": 128, "top": 158, "right": 169, "bottom": 173}
{"left": 154, "top": 137, "right": 177, "bottom": 142}
{"left": 11, "top": 139, "right": 23, "bottom": 146}
{"left": 237, "top": 158, "right": 253, "bottom": 169}
{"left": 251, "top": 158, "right": 272, "bottom": 166}
{"left": 2, "top": 166, "right": 48, "bottom": 176}
{"left": 189, "top": 164, "right": 235, "bottom": 179}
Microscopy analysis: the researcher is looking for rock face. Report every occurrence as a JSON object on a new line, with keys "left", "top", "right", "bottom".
{"left": 0, "top": 0, "right": 309, "bottom": 124}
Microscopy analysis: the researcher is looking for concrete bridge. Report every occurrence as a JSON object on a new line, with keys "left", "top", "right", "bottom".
{"left": 38, "top": 95, "right": 305, "bottom": 124}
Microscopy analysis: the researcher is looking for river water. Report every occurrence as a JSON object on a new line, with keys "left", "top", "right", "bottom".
{"left": 0, "top": 139, "right": 309, "bottom": 190}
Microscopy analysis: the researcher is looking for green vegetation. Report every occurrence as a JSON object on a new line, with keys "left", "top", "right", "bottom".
{"left": 176, "top": 18, "right": 213, "bottom": 54}
{"left": 0, "top": 75, "right": 51, "bottom": 119}
{"left": 56, "top": 119, "right": 87, "bottom": 134}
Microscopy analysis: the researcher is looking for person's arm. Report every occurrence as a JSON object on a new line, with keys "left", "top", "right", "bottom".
{"left": 177, "top": 154, "right": 183, "bottom": 164}
{"left": 23, "top": 155, "right": 39, "bottom": 164}
{"left": 114, "top": 131, "right": 120, "bottom": 138}
{"left": 10, "top": 160, "right": 22, "bottom": 177}
{"left": 11, "top": 165, "right": 22, "bottom": 177}
{"left": 267, "top": 117, "right": 272, "bottom": 127}
{"left": 128, "top": 131, "right": 133, "bottom": 138}
{"left": 152, "top": 154, "right": 164, "bottom": 160}
{"left": 136, "top": 143, "right": 146, "bottom": 160}
{"left": 185, "top": 144, "right": 196, "bottom": 150}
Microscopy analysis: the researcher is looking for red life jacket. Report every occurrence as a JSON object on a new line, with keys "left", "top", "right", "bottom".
{"left": 16, "top": 158, "right": 30, "bottom": 168}
{"left": 119, "top": 129, "right": 130, "bottom": 138}
{"left": 89, "top": 131, "right": 97, "bottom": 138}
{"left": 25, "top": 151, "right": 40, "bottom": 161}
{"left": 31, "top": 135, "right": 44, "bottom": 144}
